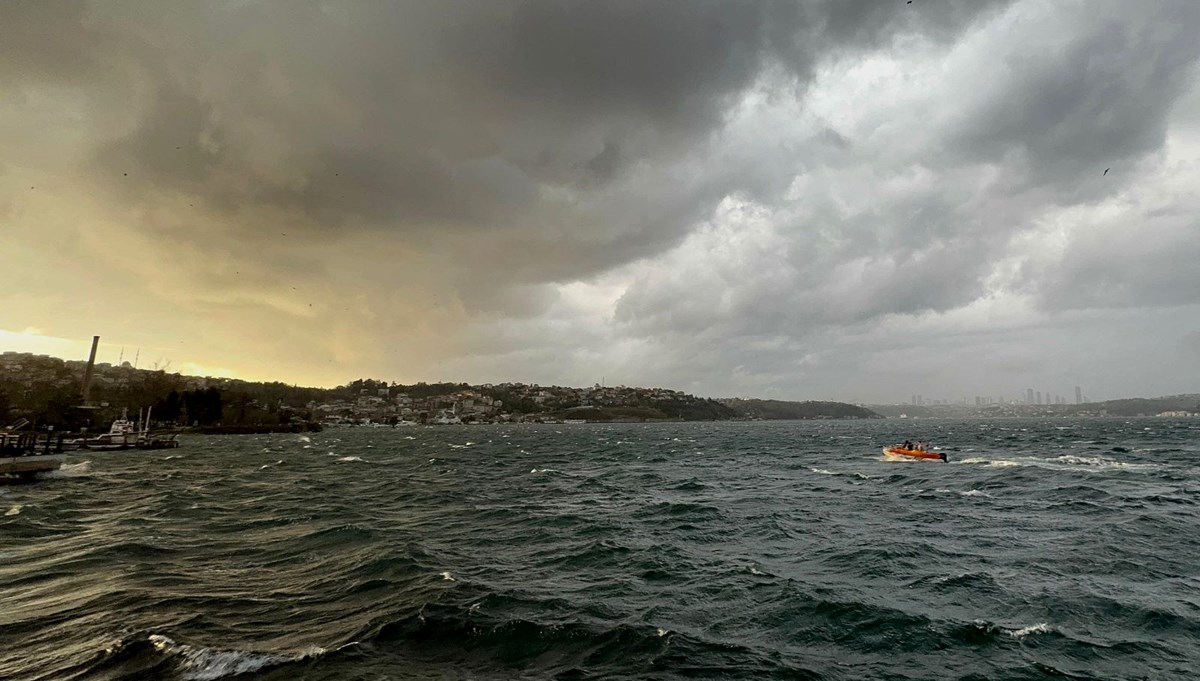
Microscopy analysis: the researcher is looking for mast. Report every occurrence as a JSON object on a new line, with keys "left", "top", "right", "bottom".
{"left": 81, "top": 336, "right": 100, "bottom": 405}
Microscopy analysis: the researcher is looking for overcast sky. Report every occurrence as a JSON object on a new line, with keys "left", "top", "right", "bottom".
{"left": 3, "top": 0, "right": 1200, "bottom": 403}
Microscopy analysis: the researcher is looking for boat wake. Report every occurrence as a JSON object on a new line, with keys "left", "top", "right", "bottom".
{"left": 956, "top": 455, "right": 1159, "bottom": 472}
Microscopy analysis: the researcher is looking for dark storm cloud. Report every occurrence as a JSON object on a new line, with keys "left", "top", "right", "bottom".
{"left": 950, "top": 2, "right": 1200, "bottom": 189}
{"left": 7, "top": 2, "right": 1009, "bottom": 242}
{"left": 600, "top": 0, "right": 1200, "bottom": 401}
{"left": 0, "top": 1, "right": 99, "bottom": 83}
{"left": 8, "top": 0, "right": 1200, "bottom": 400}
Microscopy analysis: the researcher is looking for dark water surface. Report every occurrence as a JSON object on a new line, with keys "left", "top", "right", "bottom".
{"left": 3, "top": 419, "right": 1199, "bottom": 680}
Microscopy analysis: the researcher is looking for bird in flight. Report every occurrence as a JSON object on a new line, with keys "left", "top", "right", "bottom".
{"left": 1103, "top": 168, "right": 1110, "bottom": 176}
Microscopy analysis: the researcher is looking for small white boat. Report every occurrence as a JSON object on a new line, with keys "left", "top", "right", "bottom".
{"left": 73, "top": 407, "right": 179, "bottom": 450}
{"left": 77, "top": 414, "right": 142, "bottom": 450}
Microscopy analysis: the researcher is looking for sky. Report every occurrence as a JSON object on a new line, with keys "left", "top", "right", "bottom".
{"left": 3, "top": 0, "right": 1200, "bottom": 404}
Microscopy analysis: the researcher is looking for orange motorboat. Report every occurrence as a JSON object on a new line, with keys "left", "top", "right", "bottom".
{"left": 882, "top": 446, "right": 947, "bottom": 462}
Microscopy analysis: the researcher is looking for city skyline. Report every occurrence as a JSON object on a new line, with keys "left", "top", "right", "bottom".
{"left": 3, "top": 2, "right": 1200, "bottom": 403}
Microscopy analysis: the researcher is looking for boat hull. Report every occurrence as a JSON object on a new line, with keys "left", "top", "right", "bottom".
{"left": 882, "top": 447, "right": 947, "bottom": 462}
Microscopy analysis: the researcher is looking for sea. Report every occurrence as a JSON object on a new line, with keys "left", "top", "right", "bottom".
{"left": 2, "top": 418, "right": 1198, "bottom": 680}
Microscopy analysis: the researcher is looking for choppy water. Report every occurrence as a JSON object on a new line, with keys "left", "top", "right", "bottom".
{"left": 3, "top": 419, "right": 1199, "bottom": 680}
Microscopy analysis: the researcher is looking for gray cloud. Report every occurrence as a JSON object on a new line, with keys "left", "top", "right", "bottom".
{"left": 4, "top": 0, "right": 1200, "bottom": 401}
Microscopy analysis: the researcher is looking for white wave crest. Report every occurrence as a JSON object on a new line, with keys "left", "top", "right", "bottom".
{"left": 336, "top": 456, "right": 366, "bottom": 463}
{"left": 5, "top": 504, "right": 22, "bottom": 516}
{"left": 41, "top": 461, "right": 91, "bottom": 478}
{"left": 809, "top": 467, "right": 837, "bottom": 475}
{"left": 149, "top": 634, "right": 323, "bottom": 680}
{"left": 530, "top": 468, "right": 558, "bottom": 474}
{"left": 960, "top": 489, "right": 993, "bottom": 498}
{"left": 1007, "top": 622, "right": 1051, "bottom": 639}
{"left": 440, "top": 571, "right": 456, "bottom": 581}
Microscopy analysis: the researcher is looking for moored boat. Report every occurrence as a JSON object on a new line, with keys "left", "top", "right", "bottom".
{"left": 72, "top": 407, "right": 180, "bottom": 450}
{"left": 77, "top": 414, "right": 140, "bottom": 450}
{"left": 1, "top": 423, "right": 68, "bottom": 481}
{"left": 882, "top": 446, "right": 947, "bottom": 462}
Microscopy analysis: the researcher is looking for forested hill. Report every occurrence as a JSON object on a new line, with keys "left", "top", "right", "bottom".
{"left": 720, "top": 399, "right": 882, "bottom": 420}
{"left": 1094, "top": 394, "right": 1200, "bottom": 416}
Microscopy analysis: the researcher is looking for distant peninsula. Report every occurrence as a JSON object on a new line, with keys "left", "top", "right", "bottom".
{"left": 719, "top": 399, "right": 882, "bottom": 420}
{"left": 0, "top": 351, "right": 875, "bottom": 430}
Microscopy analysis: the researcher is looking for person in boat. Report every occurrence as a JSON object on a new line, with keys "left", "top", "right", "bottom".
{"left": 902, "top": 440, "right": 914, "bottom": 450}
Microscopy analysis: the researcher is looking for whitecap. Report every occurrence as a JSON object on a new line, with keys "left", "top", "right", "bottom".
{"left": 1007, "top": 622, "right": 1051, "bottom": 639}
{"left": 440, "top": 571, "right": 456, "bottom": 581}
{"left": 530, "top": 468, "right": 558, "bottom": 474}
{"left": 42, "top": 461, "right": 91, "bottom": 478}
{"left": 149, "top": 634, "right": 299, "bottom": 681}
{"left": 656, "top": 627, "right": 668, "bottom": 637}
{"left": 336, "top": 456, "right": 366, "bottom": 463}
{"left": 809, "top": 467, "right": 837, "bottom": 475}
{"left": 960, "top": 489, "right": 993, "bottom": 498}
{"left": 5, "top": 504, "right": 22, "bottom": 516}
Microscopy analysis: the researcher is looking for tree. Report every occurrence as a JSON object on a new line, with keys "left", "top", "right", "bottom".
{"left": 152, "top": 390, "right": 183, "bottom": 424}
{"left": 35, "top": 389, "right": 86, "bottom": 430}
{"left": 183, "top": 387, "right": 224, "bottom": 425}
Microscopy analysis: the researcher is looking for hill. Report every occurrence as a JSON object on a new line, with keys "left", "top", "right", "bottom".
{"left": 1094, "top": 394, "right": 1200, "bottom": 416}
{"left": 720, "top": 399, "right": 882, "bottom": 420}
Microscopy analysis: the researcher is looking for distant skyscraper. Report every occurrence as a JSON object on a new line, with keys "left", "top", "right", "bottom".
{"left": 1075, "top": 386, "right": 1082, "bottom": 404}
{"left": 1026, "top": 388, "right": 1034, "bottom": 404}
{"left": 1036, "top": 391, "right": 1042, "bottom": 405}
